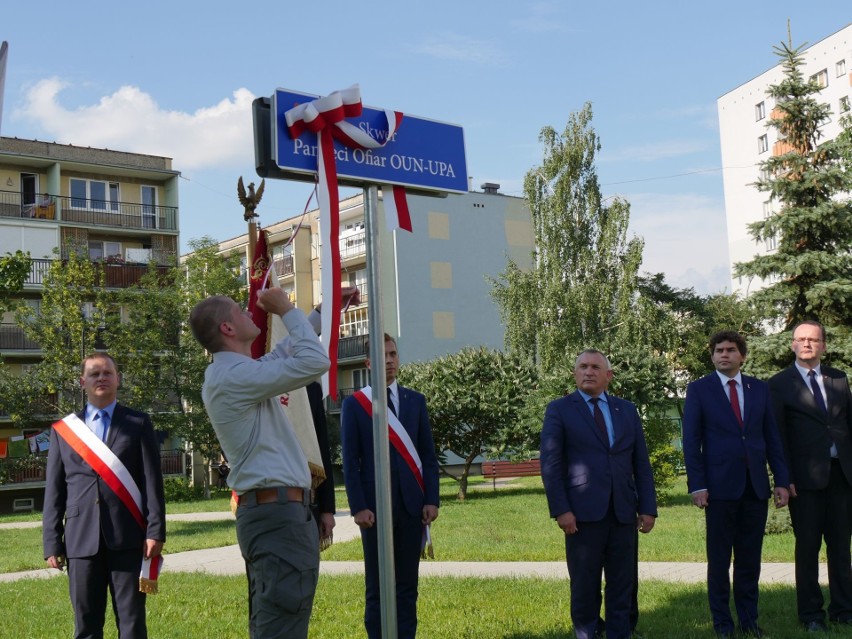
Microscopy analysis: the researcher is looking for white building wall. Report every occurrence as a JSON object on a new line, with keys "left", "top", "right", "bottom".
{"left": 718, "top": 23, "right": 852, "bottom": 295}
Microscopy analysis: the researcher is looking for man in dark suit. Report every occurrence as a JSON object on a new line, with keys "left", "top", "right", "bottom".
{"left": 683, "top": 331, "right": 790, "bottom": 638}
{"left": 769, "top": 320, "right": 852, "bottom": 631}
{"left": 43, "top": 352, "right": 166, "bottom": 639}
{"left": 341, "top": 333, "right": 440, "bottom": 639}
{"left": 540, "top": 348, "right": 657, "bottom": 639}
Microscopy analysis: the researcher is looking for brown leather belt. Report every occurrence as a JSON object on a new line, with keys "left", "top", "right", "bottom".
{"left": 237, "top": 486, "right": 305, "bottom": 507}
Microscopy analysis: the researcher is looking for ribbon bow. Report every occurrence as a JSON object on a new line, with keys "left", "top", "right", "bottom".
{"left": 284, "top": 85, "right": 412, "bottom": 397}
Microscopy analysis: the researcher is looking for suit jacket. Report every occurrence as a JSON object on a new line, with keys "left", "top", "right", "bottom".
{"left": 683, "top": 373, "right": 789, "bottom": 500}
{"left": 540, "top": 391, "right": 657, "bottom": 524}
{"left": 341, "top": 385, "right": 440, "bottom": 518}
{"left": 43, "top": 404, "right": 167, "bottom": 559}
{"left": 769, "top": 364, "right": 852, "bottom": 490}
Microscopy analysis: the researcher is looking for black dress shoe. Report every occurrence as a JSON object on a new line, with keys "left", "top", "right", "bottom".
{"left": 803, "top": 620, "right": 828, "bottom": 632}
{"left": 715, "top": 631, "right": 734, "bottom": 639}
{"left": 740, "top": 626, "right": 766, "bottom": 638}
{"left": 830, "top": 617, "right": 852, "bottom": 626}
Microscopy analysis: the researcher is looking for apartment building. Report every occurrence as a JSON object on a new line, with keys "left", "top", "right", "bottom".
{"left": 718, "top": 23, "right": 852, "bottom": 295}
{"left": 214, "top": 184, "right": 534, "bottom": 414}
{"left": 0, "top": 136, "right": 182, "bottom": 511}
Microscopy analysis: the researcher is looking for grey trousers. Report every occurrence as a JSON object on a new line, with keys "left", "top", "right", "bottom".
{"left": 236, "top": 499, "right": 319, "bottom": 639}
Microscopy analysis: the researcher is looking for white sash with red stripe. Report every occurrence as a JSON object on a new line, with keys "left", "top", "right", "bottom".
{"left": 353, "top": 386, "right": 424, "bottom": 492}
{"left": 352, "top": 386, "right": 433, "bottom": 557}
{"left": 52, "top": 413, "right": 147, "bottom": 530}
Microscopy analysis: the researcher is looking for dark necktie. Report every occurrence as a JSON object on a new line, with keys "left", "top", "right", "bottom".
{"left": 808, "top": 370, "right": 828, "bottom": 413}
{"left": 589, "top": 397, "right": 609, "bottom": 446}
{"left": 387, "top": 387, "right": 397, "bottom": 417}
{"left": 728, "top": 379, "right": 743, "bottom": 428}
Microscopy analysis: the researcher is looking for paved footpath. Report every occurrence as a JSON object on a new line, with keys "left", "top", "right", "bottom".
{"left": 1, "top": 511, "right": 827, "bottom": 585}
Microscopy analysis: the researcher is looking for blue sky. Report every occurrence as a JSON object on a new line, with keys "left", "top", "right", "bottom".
{"left": 2, "top": 2, "right": 849, "bottom": 294}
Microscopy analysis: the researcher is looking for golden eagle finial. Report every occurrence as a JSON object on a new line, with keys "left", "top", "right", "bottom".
{"left": 237, "top": 177, "right": 265, "bottom": 222}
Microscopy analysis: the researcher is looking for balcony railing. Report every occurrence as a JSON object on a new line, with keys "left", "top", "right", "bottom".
{"left": 326, "top": 386, "right": 357, "bottom": 413}
{"left": 338, "top": 334, "right": 368, "bottom": 361}
{"left": 339, "top": 229, "right": 366, "bottom": 261}
{"left": 0, "top": 324, "right": 40, "bottom": 351}
{"left": 0, "top": 449, "right": 182, "bottom": 485}
{"left": 273, "top": 256, "right": 294, "bottom": 277}
{"left": 0, "top": 190, "right": 178, "bottom": 231}
{"left": 19, "top": 258, "right": 173, "bottom": 288}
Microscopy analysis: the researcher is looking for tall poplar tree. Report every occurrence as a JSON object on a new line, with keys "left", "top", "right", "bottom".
{"left": 735, "top": 39, "right": 852, "bottom": 370}
{"left": 491, "top": 103, "right": 644, "bottom": 371}
{"left": 491, "top": 104, "right": 682, "bottom": 493}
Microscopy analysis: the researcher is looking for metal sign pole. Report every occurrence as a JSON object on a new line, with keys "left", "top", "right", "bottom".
{"left": 363, "top": 184, "right": 397, "bottom": 639}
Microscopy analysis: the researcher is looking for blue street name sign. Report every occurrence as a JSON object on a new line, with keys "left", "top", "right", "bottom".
{"left": 271, "top": 88, "right": 468, "bottom": 194}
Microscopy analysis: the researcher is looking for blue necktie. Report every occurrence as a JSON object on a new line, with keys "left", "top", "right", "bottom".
{"left": 97, "top": 410, "right": 110, "bottom": 442}
{"left": 808, "top": 370, "right": 827, "bottom": 413}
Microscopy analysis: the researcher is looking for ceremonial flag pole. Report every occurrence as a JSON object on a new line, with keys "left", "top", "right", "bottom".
{"left": 363, "top": 184, "right": 397, "bottom": 638}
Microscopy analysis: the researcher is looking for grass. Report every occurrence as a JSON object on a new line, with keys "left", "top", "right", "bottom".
{"left": 3, "top": 574, "right": 850, "bottom": 638}
{"left": 0, "top": 519, "right": 237, "bottom": 573}
{"left": 0, "top": 474, "right": 833, "bottom": 638}
{"left": 2, "top": 474, "right": 811, "bottom": 572}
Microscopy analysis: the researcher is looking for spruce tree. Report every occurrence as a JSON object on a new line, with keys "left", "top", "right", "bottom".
{"left": 735, "top": 39, "right": 852, "bottom": 370}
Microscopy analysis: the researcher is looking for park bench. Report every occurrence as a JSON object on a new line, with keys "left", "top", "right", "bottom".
{"left": 480, "top": 459, "right": 541, "bottom": 490}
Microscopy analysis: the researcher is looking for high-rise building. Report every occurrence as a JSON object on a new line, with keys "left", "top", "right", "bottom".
{"left": 718, "top": 23, "right": 851, "bottom": 295}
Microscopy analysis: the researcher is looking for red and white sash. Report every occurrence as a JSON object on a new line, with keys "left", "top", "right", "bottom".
{"left": 52, "top": 413, "right": 146, "bottom": 530}
{"left": 353, "top": 386, "right": 424, "bottom": 492}
{"left": 353, "top": 386, "right": 433, "bottom": 558}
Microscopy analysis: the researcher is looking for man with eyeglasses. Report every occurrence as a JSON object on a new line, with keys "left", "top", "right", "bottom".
{"left": 769, "top": 320, "right": 852, "bottom": 632}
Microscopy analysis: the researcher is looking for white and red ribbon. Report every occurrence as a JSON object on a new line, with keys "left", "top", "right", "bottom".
{"left": 139, "top": 555, "right": 164, "bottom": 594}
{"left": 52, "top": 414, "right": 146, "bottom": 530}
{"left": 284, "top": 85, "right": 412, "bottom": 397}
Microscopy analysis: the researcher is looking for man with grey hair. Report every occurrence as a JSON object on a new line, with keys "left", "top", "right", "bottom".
{"left": 189, "top": 288, "right": 329, "bottom": 639}
{"left": 541, "top": 349, "right": 657, "bottom": 639}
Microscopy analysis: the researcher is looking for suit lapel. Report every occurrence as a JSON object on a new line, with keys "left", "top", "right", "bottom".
{"left": 707, "top": 374, "right": 740, "bottom": 430}
{"left": 570, "top": 392, "right": 609, "bottom": 448}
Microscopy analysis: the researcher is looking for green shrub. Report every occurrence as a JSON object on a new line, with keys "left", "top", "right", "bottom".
{"left": 162, "top": 477, "right": 204, "bottom": 502}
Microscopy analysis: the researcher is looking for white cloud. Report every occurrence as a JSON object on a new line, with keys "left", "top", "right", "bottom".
{"left": 625, "top": 191, "right": 731, "bottom": 295}
{"left": 17, "top": 78, "right": 256, "bottom": 169}
{"left": 410, "top": 33, "right": 503, "bottom": 65}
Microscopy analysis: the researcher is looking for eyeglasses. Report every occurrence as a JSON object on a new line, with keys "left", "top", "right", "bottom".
{"left": 793, "top": 337, "right": 823, "bottom": 344}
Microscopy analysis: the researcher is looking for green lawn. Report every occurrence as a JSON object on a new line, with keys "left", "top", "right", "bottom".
{"left": 2, "top": 474, "right": 806, "bottom": 572}
{"left": 2, "top": 574, "right": 849, "bottom": 638}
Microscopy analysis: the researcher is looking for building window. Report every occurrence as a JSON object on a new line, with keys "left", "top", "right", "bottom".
{"left": 758, "top": 134, "right": 769, "bottom": 154}
{"left": 352, "top": 367, "right": 369, "bottom": 389}
{"left": 837, "top": 60, "right": 846, "bottom": 78}
{"left": 755, "top": 101, "right": 766, "bottom": 121}
{"left": 141, "top": 185, "right": 157, "bottom": 229}
{"left": 840, "top": 96, "right": 851, "bottom": 114}
{"left": 810, "top": 69, "right": 828, "bottom": 89}
{"left": 88, "top": 240, "right": 122, "bottom": 261}
{"left": 70, "top": 178, "right": 120, "bottom": 211}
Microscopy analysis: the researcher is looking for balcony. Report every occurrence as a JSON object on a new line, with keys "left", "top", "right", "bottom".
{"left": 339, "top": 229, "right": 365, "bottom": 261}
{"left": 338, "top": 334, "right": 368, "bottom": 361}
{"left": 273, "top": 255, "right": 294, "bottom": 277}
{"left": 20, "top": 257, "right": 173, "bottom": 289}
{"left": 0, "top": 324, "right": 40, "bottom": 351}
{"left": 0, "top": 190, "right": 178, "bottom": 232}
{"left": 326, "top": 386, "right": 357, "bottom": 413}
